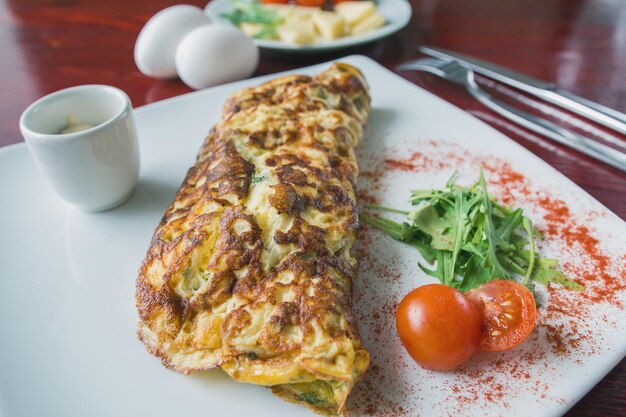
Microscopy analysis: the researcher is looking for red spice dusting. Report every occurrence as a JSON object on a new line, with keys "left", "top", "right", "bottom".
{"left": 534, "top": 194, "right": 623, "bottom": 306}
{"left": 384, "top": 158, "right": 417, "bottom": 171}
{"left": 357, "top": 188, "right": 379, "bottom": 206}
{"left": 384, "top": 149, "right": 469, "bottom": 173}
{"left": 536, "top": 196, "right": 570, "bottom": 235}
{"left": 542, "top": 323, "right": 569, "bottom": 355}
{"left": 483, "top": 162, "right": 530, "bottom": 204}
{"left": 350, "top": 140, "right": 626, "bottom": 416}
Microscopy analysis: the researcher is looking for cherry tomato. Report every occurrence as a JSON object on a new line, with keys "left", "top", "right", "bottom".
{"left": 295, "top": 0, "right": 325, "bottom": 6}
{"left": 466, "top": 280, "right": 537, "bottom": 352}
{"left": 261, "top": 0, "right": 289, "bottom": 4}
{"left": 396, "top": 284, "right": 482, "bottom": 371}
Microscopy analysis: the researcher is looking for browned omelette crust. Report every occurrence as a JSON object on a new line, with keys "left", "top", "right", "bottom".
{"left": 136, "top": 63, "right": 371, "bottom": 415}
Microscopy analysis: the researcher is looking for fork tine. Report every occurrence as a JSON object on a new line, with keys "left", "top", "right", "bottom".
{"left": 397, "top": 58, "right": 471, "bottom": 85}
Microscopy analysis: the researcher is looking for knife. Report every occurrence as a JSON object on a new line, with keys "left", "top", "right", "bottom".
{"left": 419, "top": 46, "right": 626, "bottom": 136}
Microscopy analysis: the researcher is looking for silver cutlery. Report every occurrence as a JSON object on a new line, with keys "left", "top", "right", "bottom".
{"left": 396, "top": 58, "right": 626, "bottom": 173}
{"left": 419, "top": 46, "right": 626, "bottom": 136}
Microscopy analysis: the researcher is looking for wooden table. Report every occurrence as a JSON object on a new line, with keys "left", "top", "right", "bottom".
{"left": 1, "top": 0, "right": 624, "bottom": 415}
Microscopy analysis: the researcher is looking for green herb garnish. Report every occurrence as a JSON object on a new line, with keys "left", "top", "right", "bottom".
{"left": 251, "top": 173, "right": 266, "bottom": 184}
{"left": 361, "top": 169, "right": 581, "bottom": 292}
{"left": 221, "top": 0, "right": 284, "bottom": 39}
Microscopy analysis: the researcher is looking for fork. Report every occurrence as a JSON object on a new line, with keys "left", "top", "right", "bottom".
{"left": 396, "top": 58, "right": 626, "bottom": 173}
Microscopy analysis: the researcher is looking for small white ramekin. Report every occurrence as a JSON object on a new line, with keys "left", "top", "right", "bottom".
{"left": 20, "top": 85, "right": 140, "bottom": 212}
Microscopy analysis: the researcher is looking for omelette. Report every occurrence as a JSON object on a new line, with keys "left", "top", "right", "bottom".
{"left": 135, "top": 63, "right": 371, "bottom": 416}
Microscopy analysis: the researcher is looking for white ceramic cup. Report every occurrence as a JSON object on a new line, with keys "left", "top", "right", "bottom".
{"left": 20, "top": 85, "right": 140, "bottom": 212}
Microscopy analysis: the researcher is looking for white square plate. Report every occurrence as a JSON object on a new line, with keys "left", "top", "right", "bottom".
{"left": 1, "top": 55, "right": 625, "bottom": 417}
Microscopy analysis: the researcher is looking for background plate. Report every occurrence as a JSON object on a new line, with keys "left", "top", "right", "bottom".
{"left": 204, "top": 0, "right": 412, "bottom": 52}
{"left": 1, "top": 55, "right": 625, "bottom": 417}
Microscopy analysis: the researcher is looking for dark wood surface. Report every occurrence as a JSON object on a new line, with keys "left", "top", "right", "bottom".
{"left": 1, "top": 0, "right": 624, "bottom": 415}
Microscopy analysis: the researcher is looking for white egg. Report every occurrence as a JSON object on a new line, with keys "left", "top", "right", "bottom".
{"left": 175, "top": 25, "right": 259, "bottom": 90}
{"left": 134, "top": 5, "right": 210, "bottom": 79}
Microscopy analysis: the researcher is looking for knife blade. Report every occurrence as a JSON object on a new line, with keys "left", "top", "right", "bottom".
{"left": 419, "top": 46, "right": 626, "bottom": 135}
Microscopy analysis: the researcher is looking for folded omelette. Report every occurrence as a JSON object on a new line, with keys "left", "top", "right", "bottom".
{"left": 135, "top": 63, "right": 371, "bottom": 416}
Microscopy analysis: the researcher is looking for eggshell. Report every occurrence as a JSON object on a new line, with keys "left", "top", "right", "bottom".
{"left": 134, "top": 5, "right": 210, "bottom": 79}
{"left": 175, "top": 25, "right": 259, "bottom": 90}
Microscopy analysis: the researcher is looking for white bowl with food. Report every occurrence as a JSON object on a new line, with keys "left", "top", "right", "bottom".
{"left": 205, "top": 0, "right": 412, "bottom": 52}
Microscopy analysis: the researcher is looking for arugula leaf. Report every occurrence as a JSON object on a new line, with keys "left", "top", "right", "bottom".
{"left": 362, "top": 168, "right": 579, "bottom": 293}
{"left": 457, "top": 253, "right": 493, "bottom": 292}
{"left": 364, "top": 204, "right": 409, "bottom": 215}
{"left": 529, "top": 257, "right": 583, "bottom": 290}
{"left": 360, "top": 214, "right": 437, "bottom": 264}
{"left": 419, "top": 251, "right": 447, "bottom": 282}
{"left": 220, "top": 0, "right": 284, "bottom": 39}
{"left": 408, "top": 203, "right": 458, "bottom": 251}
{"left": 251, "top": 24, "right": 279, "bottom": 39}
{"left": 447, "top": 189, "right": 466, "bottom": 286}
{"left": 521, "top": 217, "right": 536, "bottom": 284}
{"left": 478, "top": 170, "right": 510, "bottom": 280}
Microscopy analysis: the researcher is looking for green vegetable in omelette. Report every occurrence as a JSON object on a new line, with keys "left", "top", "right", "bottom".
{"left": 296, "top": 392, "right": 327, "bottom": 407}
{"left": 361, "top": 169, "right": 582, "bottom": 293}
{"left": 251, "top": 173, "right": 266, "bottom": 184}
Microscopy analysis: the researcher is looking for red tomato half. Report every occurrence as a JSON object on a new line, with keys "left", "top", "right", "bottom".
{"left": 396, "top": 284, "right": 482, "bottom": 371}
{"left": 261, "top": 0, "right": 289, "bottom": 4}
{"left": 466, "top": 280, "right": 537, "bottom": 352}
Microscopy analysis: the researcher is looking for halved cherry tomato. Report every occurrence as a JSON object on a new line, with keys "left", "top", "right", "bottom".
{"left": 396, "top": 284, "right": 482, "bottom": 371}
{"left": 466, "top": 280, "right": 537, "bottom": 352}
{"left": 295, "top": 0, "right": 325, "bottom": 6}
{"left": 261, "top": 0, "right": 289, "bottom": 4}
